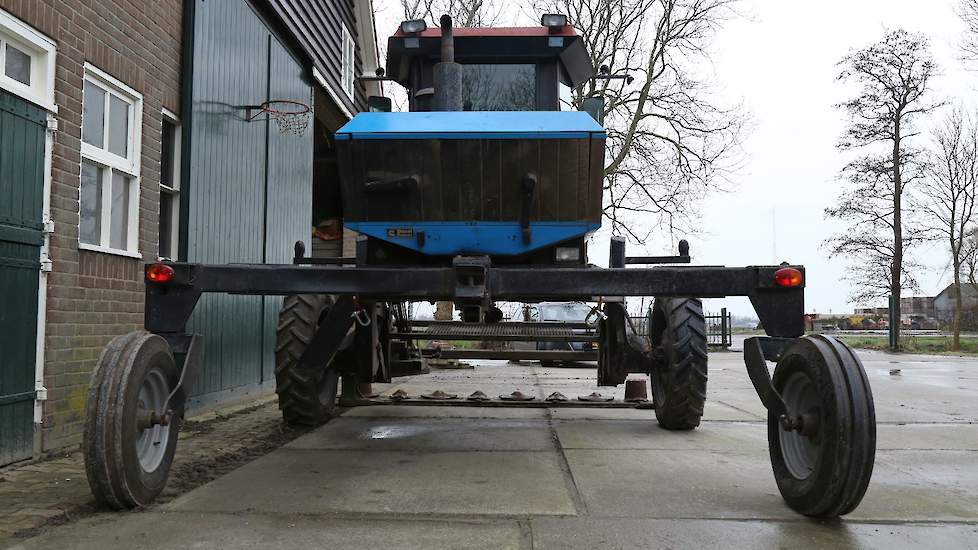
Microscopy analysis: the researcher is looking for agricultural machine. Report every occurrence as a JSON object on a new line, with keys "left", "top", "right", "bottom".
{"left": 83, "top": 15, "right": 875, "bottom": 518}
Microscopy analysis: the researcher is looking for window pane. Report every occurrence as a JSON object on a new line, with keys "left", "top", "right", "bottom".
{"left": 161, "top": 120, "right": 175, "bottom": 188}
{"left": 462, "top": 64, "right": 536, "bottom": 111}
{"left": 4, "top": 44, "right": 31, "bottom": 85}
{"left": 110, "top": 172, "right": 130, "bottom": 250}
{"left": 82, "top": 80, "right": 106, "bottom": 148}
{"left": 108, "top": 95, "right": 129, "bottom": 157}
{"left": 79, "top": 162, "right": 102, "bottom": 245}
{"left": 159, "top": 191, "right": 174, "bottom": 258}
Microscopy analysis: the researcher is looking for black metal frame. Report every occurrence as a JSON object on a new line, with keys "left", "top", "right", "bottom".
{"left": 145, "top": 262, "right": 805, "bottom": 335}
{"left": 143, "top": 252, "right": 805, "bottom": 413}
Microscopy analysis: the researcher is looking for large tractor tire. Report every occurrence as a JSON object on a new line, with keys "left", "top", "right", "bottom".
{"left": 648, "top": 297, "right": 708, "bottom": 430}
{"left": 84, "top": 331, "right": 182, "bottom": 509}
{"left": 275, "top": 294, "right": 341, "bottom": 426}
{"left": 768, "top": 335, "right": 875, "bottom": 518}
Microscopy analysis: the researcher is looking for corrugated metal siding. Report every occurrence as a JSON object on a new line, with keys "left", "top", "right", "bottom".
{"left": 261, "top": 39, "right": 314, "bottom": 382}
{"left": 266, "top": 0, "right": 367, "bottom": 113}
{"left": 184, "top": 0, "right": 312, "bottom": 405}
{"left": 0, "top": 90, "right": 45, "bottom": 465}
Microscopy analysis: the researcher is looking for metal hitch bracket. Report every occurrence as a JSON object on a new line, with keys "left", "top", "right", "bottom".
{"left": 453, "top": 255, "right": 491, "bottom": 322}
{"left": 743, "top": 336, "right": 791, "bottom": 417}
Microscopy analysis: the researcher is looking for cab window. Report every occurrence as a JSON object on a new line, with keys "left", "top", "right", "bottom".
{"left": 461, "top": 64, "right": 536, "bottom": 111}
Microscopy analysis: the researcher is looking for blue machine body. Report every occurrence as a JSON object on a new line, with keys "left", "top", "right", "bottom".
{"left": 336, "top": 111, "right": 606, "bottom": 257}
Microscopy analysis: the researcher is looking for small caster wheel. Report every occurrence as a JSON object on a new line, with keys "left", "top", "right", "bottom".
{"left": 768, "top": 335, "right": 876, "bottom": 518}
{"left": 84, "top": 331, "right": 182, "bottom": 509}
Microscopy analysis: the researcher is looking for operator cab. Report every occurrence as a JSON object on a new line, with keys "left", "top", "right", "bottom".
{"left": 385, "top": 15, "right": 595, "bottom": 112}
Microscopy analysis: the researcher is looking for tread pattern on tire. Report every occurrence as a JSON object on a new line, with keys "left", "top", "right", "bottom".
{"left": 650, "top": 297, "right": 708, "bottom": 430}
{"left": 83, "top": 331, "right": 180, "bottom": 510}
{"left": 275, "top": 294, "right": 337, "bottom": 426}
{"left": 768, "top": 335, "right": 876, "bottom": 518}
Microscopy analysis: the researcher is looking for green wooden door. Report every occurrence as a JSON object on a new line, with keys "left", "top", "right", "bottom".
{"left": 0, "top": 89, "right": 46, "bottom": 466}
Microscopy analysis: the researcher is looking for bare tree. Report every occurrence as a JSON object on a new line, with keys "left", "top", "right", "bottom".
{"left": 824, "top": 29, "right": 939, "bottom": 350}
{"left": 918, "top": 108, "right": 978, "bottom": 349}
{"left": 400, "top": 0, "right": 501, "bottom": 27}
{"left": 532, "top": 0, "right": 745, "bottom": 242}
{"left": 962, "top": 227, "right": 978, "bottom": 287}
{"left": 823, "top": 154, "right": 926, "bottom": 304}
{"left": 957, "top": 0, "right": 978, "bottom": 63}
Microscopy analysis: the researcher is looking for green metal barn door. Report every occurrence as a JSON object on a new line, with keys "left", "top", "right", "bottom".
{"left": 184, "top": 0, "right": 312, "bottom": 408}
{"left": 261, "top": 39, "right": 313, "bottom": 382}
{"left": 0, "top": 90, "right": 45, "bottom": 466}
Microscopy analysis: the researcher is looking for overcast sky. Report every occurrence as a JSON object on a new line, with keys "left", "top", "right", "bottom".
{"left": 694, "top": 0, "right": 976, "bottom": 317}
{"left": 371, "top": 0, "right": 978, "bottom": 317}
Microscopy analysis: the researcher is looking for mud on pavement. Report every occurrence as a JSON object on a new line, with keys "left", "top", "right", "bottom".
{"left": 0, "top": 398, "right": 309, "bottom": 546}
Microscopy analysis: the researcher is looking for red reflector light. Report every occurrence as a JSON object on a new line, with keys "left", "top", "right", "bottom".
{"left": 774, "top": 267, "right": 803, "bottom": 288}
{"left": 146, "top": 263, "right": 175, "bottom": 283}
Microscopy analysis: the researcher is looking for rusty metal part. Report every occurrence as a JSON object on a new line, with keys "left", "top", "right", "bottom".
{"left": 389, "top": 389, "right": 410, "bottom": 400}
{"left": 634, "top": 401, "right": 656, "bottom": 410}
{"left": 779, "top": 412, "right": 820, "bottom": 438}
{"left": 499, "top": 391, "right": 536, "bottom": 401}
{"left": 136, "top": 408, "right": 172, "bottom": 430}
{"left": 421, "top": 389, "right": 458, "bottom": 400}
{"left": 467, "top": 390, "right": 490, "bottom": 401}
{"left": 578, "top": 392, "right": 613, "bottom": 402}
{"left": 624, "top": 379, "right": 649, "bottom": 403}
{"left": 545, "top": 391, "right": 569, "bottom": 402}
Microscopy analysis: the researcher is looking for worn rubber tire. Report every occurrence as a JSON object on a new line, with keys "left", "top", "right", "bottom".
{"left": 275, "top": 294, "right": 340, "bottom": 427}
{"left": 648, "top": 297, "right": 708, "bottom": 431}
{"left": 768, "top": 335, "right": 876, "bottom": 518}
{"left": 83, "top": 331, "right": 181, "bottom": 509}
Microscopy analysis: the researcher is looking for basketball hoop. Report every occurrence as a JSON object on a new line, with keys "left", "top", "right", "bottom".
{"left": 243, "top": 100, "right": 311, "bottom": 136}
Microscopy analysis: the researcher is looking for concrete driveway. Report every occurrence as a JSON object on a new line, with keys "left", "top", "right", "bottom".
{"left": 9, "top": 348, "right": 978, "bottom": 549}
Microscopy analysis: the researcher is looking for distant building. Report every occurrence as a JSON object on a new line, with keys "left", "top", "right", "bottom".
{"left": 854, "top": 296, "right": 936, "bottom": 318}
{"left": 933, "top": 284, "right": 978, "bottom": 324}
{"left": 902, "top": 296, "right": 936, "bottom": 318}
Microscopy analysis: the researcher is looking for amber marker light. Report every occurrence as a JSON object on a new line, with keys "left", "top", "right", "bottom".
{"left": 773, "top": 267, "right": 803, "bottom": 288}
{"left": 146, "top": 263, "right": 175, "bottom": 283}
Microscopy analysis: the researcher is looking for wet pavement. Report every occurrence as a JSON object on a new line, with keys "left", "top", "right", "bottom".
{"left": 7, "top": 348, "right": 978, "bottom": 549}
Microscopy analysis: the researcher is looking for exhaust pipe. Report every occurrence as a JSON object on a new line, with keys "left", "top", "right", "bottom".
{"left": 433, "top": 14, "right": 463, "bottom": 111}
{"left": 440, "top": 14, "right": 455, "bottom": 63}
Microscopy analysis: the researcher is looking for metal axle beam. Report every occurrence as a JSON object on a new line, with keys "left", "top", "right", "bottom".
{"left": 144, "top": 262, "right": 805, "bottom": 338}
{"left": 422, "top": 349, "right": 598, "bottom": 361}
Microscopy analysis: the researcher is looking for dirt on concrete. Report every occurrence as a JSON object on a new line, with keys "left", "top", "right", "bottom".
{"left": 1, "top": 397, "right": 309, "bottom": 546}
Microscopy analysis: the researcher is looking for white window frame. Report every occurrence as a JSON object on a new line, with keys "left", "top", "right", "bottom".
{"left": 341, "top": 25, "right": 355, "bottom": 100}
{"left": 78, "top": 63, "right": 142, "bottom": 258}
{"left": 159, "top": 108, "right": 181, "bottom": 261}
{"left": 0, "top": 9, "right": 56, "bottom": 111}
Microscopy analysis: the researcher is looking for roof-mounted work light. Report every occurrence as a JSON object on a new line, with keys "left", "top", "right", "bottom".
{"left": 400, "top": 19, "right": 427, "bottom": 34}
{"left": 540, "top": 14, "right": 568, "bottom": 28}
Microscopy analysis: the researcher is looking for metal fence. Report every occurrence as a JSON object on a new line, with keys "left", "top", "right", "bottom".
{"left": 629, "top": 308, "right": 732, "bottom": 348}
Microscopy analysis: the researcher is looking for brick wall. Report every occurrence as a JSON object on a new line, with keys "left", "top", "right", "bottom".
{"left": 0, "top": 0, "right": 182, "bottom": 452}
